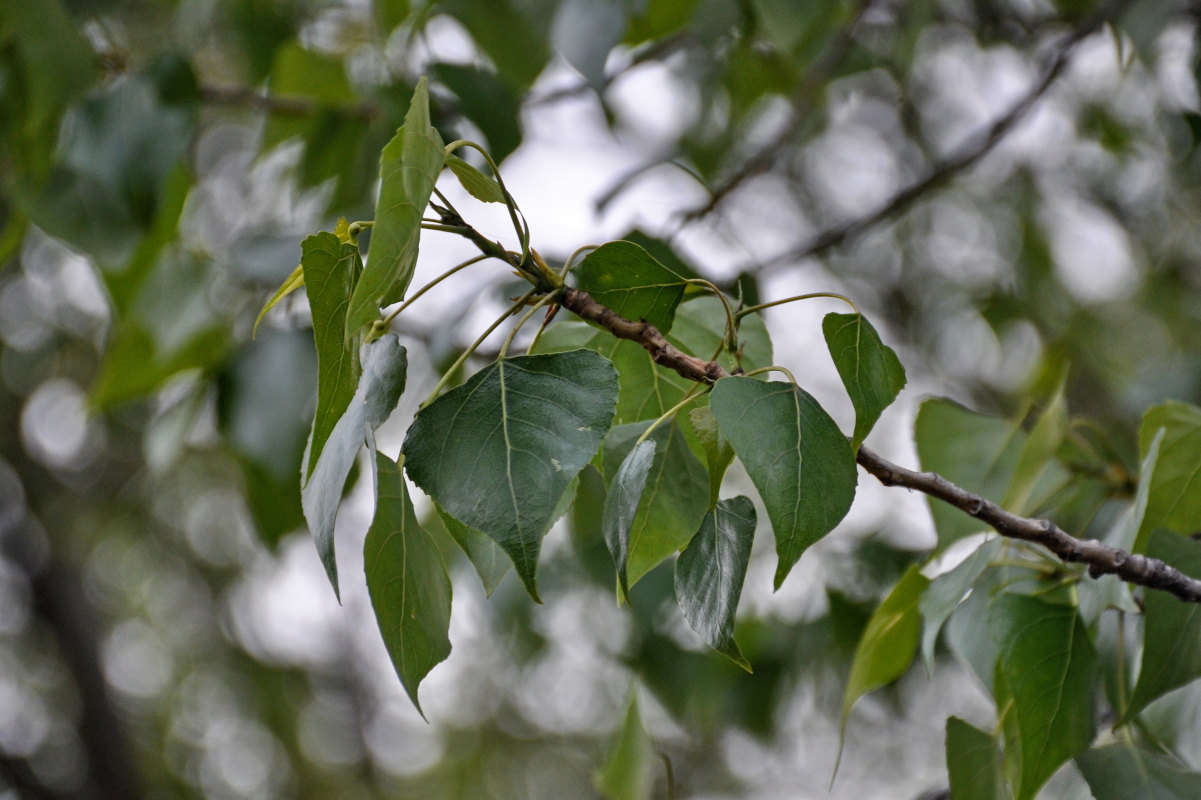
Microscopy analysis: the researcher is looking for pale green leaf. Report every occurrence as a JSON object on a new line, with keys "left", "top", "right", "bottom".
{"left": 253, "top": 262, "right": 304, "bottom": 339}
{"left": 686, "top": 406, "right": 734, "bottom": 508}
{"left": 346, "top": 77, "right": 445, "bottom": 336}
{"left": 402, "top": 351, "right": 618, "bottom": 601}
{"left": 674, "top": 496, "right": 757, "bottom": 671}
{"left": 446, "top": 154, "right": 506, "bottom": 203}
{"left": 710, "top": 378, "right": 857, "bottom": 589}
{"left": 1135, "top": 401, "right": 1201, "bottom": 552}
{"left": 919, "top": 537, "right": 1002, "bottom": 672}
{"left": 1002, "top": 375, "right": 1069, "bottom": 516}
{"left": 1077, "top": 742, "right": 1201, "bottom": 800}
{"left": 988, "top": 594, "right": 1096, "bottom": 800}
{"left": 821, "top": 312, "right": 907, "bottom": 449}
{"left": 302, "top": 335, "right": 407, "bottom": 598}
{"left": 946, "top": 717, "right": 1006, "bottom": 800}
{"left": 365, "top": 452, "right": 452, "bottom": 717}
{"left": 301, "top": 231, "right": 362, "bottom": 482}
{"left": 1124, "top": 530, "right": 1201, "bottom": 722}
{"left": 595, "top": 694, "right": 656, "bottom": 800}
{"left": 574, "top": 241, "right": 688, "bottom": 334}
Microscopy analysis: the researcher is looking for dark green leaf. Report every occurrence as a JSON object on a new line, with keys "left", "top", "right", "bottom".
{"left": 919, "top": 537, "right": 1002, "bottom": 672}
{"left": 822, "top": 312, "right": 907, "bottom": 449}
{"left": 674, "top": 496, "right": 757, "bottom": 671}
{"left": 710, "top": 378, "right": 857, "bottom": 589}
{"left": 603, "top": 422, "right": 710, "bottom": 589}
{"left": 346, "top": 77, "right": 445, "bottom": 336}
{"left": 365, "top": 452, "right": 452, "bottom": 716}
{"left": 446, "top": 155, "right": 506, "bottom": 203}
{"left": 841, "top": 565, "right": 928, "bottom": 728}
{"left": 1124, "top": 530, "right": 1201, "bottom": 721}
{"left": 914, "top": 398, "right": 1026, "bottom": 551}
{"left": 433, "top": 63, "right": 524, "bottom": 163}
{"left": 988, "top": 594, "right": 1096, "bottom": 800}
{"left": 685, "top": 406, "right": 734, "bottom": 508}
{"left": 1077, "top": 742, "right": 1201, "bottom": 800}
{"left": 946, "top": 717, "right": 1006, "bottom": 800}
{"left": 1136, "top": 401, "right": 1201, "bottom": 552}
{"left": 301, "top": 232, "right": 362, "bottom": 482}
{"left": 603, "top": 439, "right": 656, "bottom": 602}
{"left": 402, "top": 351, "right": 618, "bottom": 601}
{"left": 436, "top": 503, "right": 511, "bottom": 598}
{"left": 574, "top": 241, "right": 688, "bottom": 334}
{"left": 302, "top": 335, "right": 408, "bottom": 598}
{"left": 374, "top": 0, "right": 410, "bottom": 34}
{"left": 595, "top": 694, "right": 655, "bottom": 800}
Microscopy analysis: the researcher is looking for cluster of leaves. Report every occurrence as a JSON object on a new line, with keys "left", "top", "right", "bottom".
{"left": 273, "top": 82, "right": 1201, "bottom": 798}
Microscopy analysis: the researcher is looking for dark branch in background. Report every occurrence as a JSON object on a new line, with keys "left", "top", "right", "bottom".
{"left": 197, "top": 85, "right": 378, "bottom": 120}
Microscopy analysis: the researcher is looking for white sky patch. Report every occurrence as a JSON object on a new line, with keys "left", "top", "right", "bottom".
{"left": 1044, "top": 196, "right": 1139, "bottom": 303}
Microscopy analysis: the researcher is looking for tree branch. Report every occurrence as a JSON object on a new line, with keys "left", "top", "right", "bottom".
{"left": 197, "top": 85, "right": 379, "bottom": 120}
{"left": 557, "top": 285, "right": 1201, "bottom": 603}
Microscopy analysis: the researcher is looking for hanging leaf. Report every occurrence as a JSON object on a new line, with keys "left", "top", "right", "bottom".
{"left": 1123, "top": 530, "right": 1201, "bottom": 722}
{"left": 1077, "top": 742, "right": 1201, "bottom": 800}
{"left": 346, "top": 77, "right": 445, "bottom": 336}
{"left": 603, "top": 439, "right": 656, "bottom": 602}
{"left": 686, "top": 406, "right": 735, "bottom": 508}
{"left": 301, "top": 231, "right": 362, "bottom": 483}
{"left": 1135, "top": 401, "right": 1201, "bottom": 553}
{"left": 841, "top": 565, "right": 928, "bottom": 731}
{"left": 914, "top": 398, "right": 1026, "bottom": 551}
{"left": 821, "top": 312, "right": 907, "bottom": 449}
{"left": 253, "top": 262, "right": 304, "bottom": 338}
{"left": 402, "top": 350, "right": 618, "bottom": 601}
{"left": 1002, "top": 375, "right": 1069, "bottom": 516}
{"left": 988, "top": 594, "right": 1096, "bottom": 800}
{"left": 595, "top": 693, "right": 656, "bottom": 800}
{"left": 436, "top": 503, "right": 511, "bottom": 597}
{"left": 945, "top": 717, "right": 1006, "bottom": 800}
{"left": 674, "top": 496, "right": 757, "bottom": 671}
{"left": 602, "top": 421, "right": 710, "bottom": 589}
{"left": 446, "top": 154, "right": 507, "bottom": 203}
{"left": 918, "top": 537, "right": 1002, "bottom": 672}
{"left": 574, "top": 241, "right": 688, "bottom": 334}
{"left": 710, "top": 378, "right": 857, "bottom": 588}
{"left": 365, "top": 453, "right": 452, "bottom": 717}
{"left": 302, "top": 335, "right": 407, "bottom": 598}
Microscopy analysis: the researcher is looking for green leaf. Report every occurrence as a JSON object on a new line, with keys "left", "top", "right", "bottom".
{"left": 301, "top": 232, "right": 362, "bottom": 483}
{"left": 946, "top": 717, "right": 1006, "bottom": 800}
{"left": 365, "top": 452, "right": 452, "bottom": 717}
{"left": 1077, "top": 742, "right": 1201, "bottom": 800}
{"left": 914, "top": 398, "right": 1026, "bottom": 551}
{"left": 446, "top": 154, "right": 506, "bottom": 203}
{"left": 1002, "top": 375, "right": 1069, "bottom": 516}
{"left": 1124, "top": 530, "right": 1201, "bottom": 721}
{"left": 710, "top": 378, "right": 857, "bottom": 589}
{"left": 440, "top": 0, "right": 550, "bottom": 90}
{"left": 1110, "top": 427, "right": 1164, "bottom": 552}
{"left": 988, "top": 594, "right": 1096, "bottom": 800}
{"left": 602, "top": 421, "right": 710, "bottom": 589}
{"left": 402, "top": 351, "right": 618, "bottom": 601}
{"left": 918, "top": 537, "right": 1002, "bottom": 672}
{"left": 433, "top": 63, "right": 524, "bottom": 163}
{"left": 552, "top": 0, "right": 627, "bottom": 90}
{"left": 302, "top": 335, "right": 408, "bottom": 598}
{"left": 595, "top": 693, "right": 656, "bottom": 800}
{"left": 603, "top": 439, "right": 656, "bottom": 602}
{"left": 436, "top": 503, "right": 511, "bottom": 597}
{"left": 574, "top": 241, "right": 688, "bottom": 334}
{"left": 346, "top": 77, "right": 445, "bottom": 336}
{"left": 1136, "top": 401, "right": 1201, "bottom": 552}
{"left": 262, "top": 42, "right": 353, "bottom": 150}
{"left": 253, "top": 262, "right": 304, "bottom": 338}
{"left": 685, "top": 406, "right": 734, "bottom": 508}
{"left": 821, "top": 312, "right": 907, "bottom": 449}
{"left": 374, "top": 0, "right": 410, "bottom": 34}
{"left": 841, "top": 565, "right": 928, "bottom": 729}
{"left": 674, "top": 496, "right": 757, "bottom": 671}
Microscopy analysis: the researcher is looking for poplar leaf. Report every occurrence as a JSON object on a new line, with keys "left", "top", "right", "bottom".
{"left": 603, "top": 439, "right": 656, "bottom": 602}
{"left": 574, "top": 241, "right": 687, "bottom": 334}
{"left": 595, "top": 694, "right": 655, "bottom": 800}
{"left": 402, "top": 351, "right": 618, "bottom": 601}
{"left": 365, "top": 453, "right": 452, "bottom": 717}
{"left": 436, "top": 503, "right": 511, "bottom": 597}
{"left": 918, "top": 537, "right": 1002, "bottom": 672}
{"left": 1078, "top": 743, "right": 1201, "bottom": 800}
{"left": 710, "top": 378, "right": 857, "bottom": 588}
{"left": 446, "top": 154, "right": 506, "bottom": 203}
{"left": 253, "top": 262, "right": 304, "bottom": 338}
{"left": 822, "top": 312, "right": 906, "bottom": 449}
{"left": 1135, "top": 401, "right": 1201, "bottom": 553}
{"left": 946, "top": 717, "right": 1006, "bottom": 800}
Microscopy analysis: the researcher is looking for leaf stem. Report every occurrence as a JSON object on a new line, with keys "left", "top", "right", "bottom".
{"left": 740, "top": 365, "right": 799, "bottom": 386}
{"left": 499, "top": 292, "right": 556, "bottom": 359}
{"left": 684, "top": 279, "right": 738, "bottom": 359}
{"left": 736, "top": 292, "right": 858, "bottom": 321}
{"left": 372, "top": 254, "right": 493, "bottom": 336}
{"left": 559, "top": 244, "right": 599, "bottom": 277}
{"left": 444, "top": 139, "right": 530, "bottom": 261}
{"left": 347, "top": 220, "right": 373, "bottom": 243}
{"left": 421, "top": 288, "right": 539, "bottom": 408}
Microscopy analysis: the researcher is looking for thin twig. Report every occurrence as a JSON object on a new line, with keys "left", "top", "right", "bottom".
{"left": 197, "top": 85, "right": 378, "bottom": 120}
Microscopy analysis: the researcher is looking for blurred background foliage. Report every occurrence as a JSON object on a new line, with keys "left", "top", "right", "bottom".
{"left": 2, "top": 0, "right": 1201, "bottom": 797}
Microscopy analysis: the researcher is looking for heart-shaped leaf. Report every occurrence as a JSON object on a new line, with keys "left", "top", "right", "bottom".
{"left": 302, "top": 335, "right": 407, "bottom": 598}
{"left": 822, "top": 312, "right": 906, "bottom": 449}
{"left": 301, "top": 231, "right": 362, "bottom": 483}
{"left": 346, "top": 77, "right": 445, "bottom": 336}
{"left": 402, "top": 350, "right": 618, "bottom": 601}
{"left": 674, "top": 495, "right": 757, "bottom": 671}
{"left": 365, "top": 452, "right": 451, "bottom": 717}
{"left": 710, "top": 378, "right": 857, "bottom": 588}
{"left": 574, "top": 241, "right": 688, "bottom": 334}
